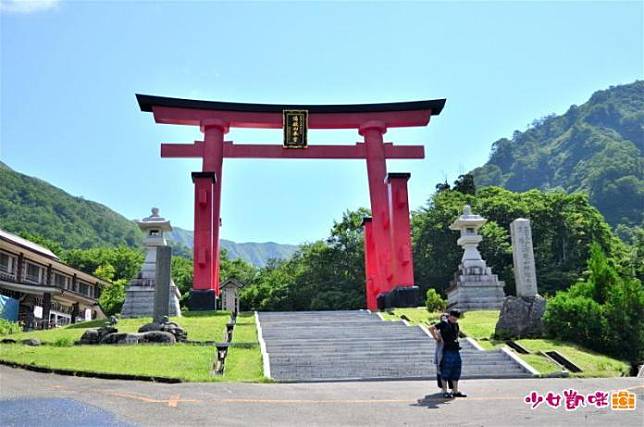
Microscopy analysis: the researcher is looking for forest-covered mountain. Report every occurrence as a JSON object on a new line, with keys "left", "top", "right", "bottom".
{"left": 0, "top": 161, "right": 297, "bottom": 266}
{"left": 471, "top": 81, "right": 643, "bottom": 238}
{"left": 167, "top": 227, "right": 298, "bottom": 267}
{"left": 0, "top": 161, "right": 142, "bottom": 248}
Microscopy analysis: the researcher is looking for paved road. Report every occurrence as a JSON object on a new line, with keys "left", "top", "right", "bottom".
{"left": 0, "top": 366, "right": 642, "bottom": 426}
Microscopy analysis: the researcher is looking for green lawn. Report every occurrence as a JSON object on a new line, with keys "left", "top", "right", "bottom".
{"left": 4, "top": 311, "right": 231, "bottom": 343}
{"left": 231, "top": 312, "right": 258, "bottom": 343}
{"left": 459, "top": 310, "right": 501, "bottom": 340}
{"left": 379, "top": 307, "right": 441, "bottom": 324}
{"left": 0, "top": 311, "right": 265, "bottom": 382}
{"left": 515, "top": 339, "right": 629, "bottom": 377}
{"left": 0, "top": 343, "right": 263, "bottom": 382}
{"left": 383, "top": 307, "right": 630, "bottom": 378}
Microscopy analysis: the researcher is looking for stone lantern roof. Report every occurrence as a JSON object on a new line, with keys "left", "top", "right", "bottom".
{"left": 449, "top": 205, "right": 487, "bottom": 231}
{"left": 136, "top": 208, "right": 172, "bottom": 234}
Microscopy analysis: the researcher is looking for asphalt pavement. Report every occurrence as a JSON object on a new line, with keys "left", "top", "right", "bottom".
{"left": 0, "top": 366, "right": 642, "bottom": 426}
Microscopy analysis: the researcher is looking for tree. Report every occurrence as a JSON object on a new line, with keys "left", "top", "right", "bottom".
{"left": 99, "top": 279, "right": 127, "bottom": 316}
{"left": 171, "top": 256, "right": 193, "bottom": 296}
{"left": 17, "top": 231, "right": 64, "bottom": 257}
{"left": 220, "top": 248, "right": 257, "bottom": 285}
{"left": 435, "top": 181, "right": 450, "bottom": 192}
{"left": 62, "top": 246, "right": 143, "bottom": 282}
{"left": 586, "top": 242, "right": 620, "bottom": 304}
{"left": 425, "top": 288, "right": 446, "bottom": 313}
{"left": 453, "top": 174, "right": 476, "bottom": 195}
{"left": 470, "top": 81, "right": 644, "bottom": 233}
{"left": 544, "top": 243, "right": 644, "bottom": 364}
{"left": 240, "top": 209, "right": 369, "bottom": 311}
{"left": 412, "top": 186, "right": 624, "bottom": 297}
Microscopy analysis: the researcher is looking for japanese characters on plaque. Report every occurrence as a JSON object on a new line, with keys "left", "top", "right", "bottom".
{"left": 283, "top": 110, "right": 308, "bottom": 148}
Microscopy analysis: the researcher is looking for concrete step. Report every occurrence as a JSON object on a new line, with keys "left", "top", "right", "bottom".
{"left": 269, "top": 365, "right": 529, "bottom": 375}
{"left": 269, "top": 364, "right": 528, "bottom": 373}
{"left": 270, "top": 367, "right": 530, "bottom": 381}
{"left": 265, "top": 345, "right": 482, "bottom": 353}
{"left": 268, "top": 352, "right": 511, "bottom": 361}
{"left": 257, "top": 310, "right": 533, "bottom": 382}
{"left": 272, "top": 372, "right": 532, "bottom": 382}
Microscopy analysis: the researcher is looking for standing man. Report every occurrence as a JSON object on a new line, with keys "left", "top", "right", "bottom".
{"left": 429, "top": 309, "right": 467, "bottom": 398}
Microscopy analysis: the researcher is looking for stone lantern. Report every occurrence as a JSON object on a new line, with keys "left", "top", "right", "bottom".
{"left": 446, "top": 205, "right": 505, "bottom": 311}
{"left": 121, "top": 208, "right": 181, "bottom": 317}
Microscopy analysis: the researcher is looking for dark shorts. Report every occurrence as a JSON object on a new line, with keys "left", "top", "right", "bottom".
{"left": 440, "top": 350, "right": 462, "bottom": 381}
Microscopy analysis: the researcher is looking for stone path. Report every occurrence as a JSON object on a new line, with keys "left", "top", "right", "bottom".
{"left": 257, "top": 310, "right": 534, "bottom": 382}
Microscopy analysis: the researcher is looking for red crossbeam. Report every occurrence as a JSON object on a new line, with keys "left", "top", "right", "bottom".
{"left": 161, "top": 142, "right": 424, "bottom": 160}
{"left": 152, "top": 106, "right": 433, "bottom": 129}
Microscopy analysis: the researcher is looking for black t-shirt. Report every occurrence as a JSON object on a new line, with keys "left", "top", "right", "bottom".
{"left": 435, "top": 320, "right": 460, "bottom": 352}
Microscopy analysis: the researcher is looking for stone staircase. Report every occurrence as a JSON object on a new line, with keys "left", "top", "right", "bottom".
{"left": 257, "top": 310, "right": 535, "bottom": 382}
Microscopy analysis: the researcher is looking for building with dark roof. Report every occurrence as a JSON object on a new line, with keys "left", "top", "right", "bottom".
{"left": 0, "top": 228, "right": 108, "bottom": 328}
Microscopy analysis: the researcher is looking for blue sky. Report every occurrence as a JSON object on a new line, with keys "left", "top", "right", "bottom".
{"left": 1, "top": 1, "right": 642, "bottom": 244}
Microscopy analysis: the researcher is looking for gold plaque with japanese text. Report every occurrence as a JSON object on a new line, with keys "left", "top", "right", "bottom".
{"left": 283, "top": 110, "right": 308, "bottom": 148}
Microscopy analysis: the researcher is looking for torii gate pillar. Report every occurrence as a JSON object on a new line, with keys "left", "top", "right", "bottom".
{"left": 136, "top": 94, "right": 445, "bottom": 311}
{"left": 190, "top": 171, "right": 216, "bottom": 309}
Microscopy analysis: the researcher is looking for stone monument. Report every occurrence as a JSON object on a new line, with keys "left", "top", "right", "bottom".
{"left": 510, "top": 219, "right": 538, "bottom": 298}
{"left": 446, "top": 205, "right": 506, "bottom": 311}
{"left": 137, "top": 244, "right": 188, "bottom": 342}
{"left": 495, "top": 218, "right": 546, "bottom": 338}
{"left": 121, "top": 208, "right": 181, "bottom": 317}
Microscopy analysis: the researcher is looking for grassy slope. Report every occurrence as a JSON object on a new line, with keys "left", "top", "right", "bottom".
{"left": 7, "top": 311, "right": 232, "bottom": 343}
{"left": 0, "top": 311, "right": 264, "bottom": 382}
{"left": 384, "top": 308, "right": 629, "bottom": 378}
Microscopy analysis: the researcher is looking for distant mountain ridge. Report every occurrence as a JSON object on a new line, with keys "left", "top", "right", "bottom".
{"left": 0, "top": 161, "right": 298, "bottom": 266}
{"left": 471, "top": 81, "right": 643, "bottom": 234}
{"left": 167, "top": 227, "right": 299, "bottom": 267}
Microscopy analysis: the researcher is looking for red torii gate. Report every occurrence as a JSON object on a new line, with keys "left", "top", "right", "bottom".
{"left": 136, "top": 94, "right": 445, "bottom": 310}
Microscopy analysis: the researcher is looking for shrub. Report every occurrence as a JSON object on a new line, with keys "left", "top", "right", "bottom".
{"left": 544, "top": 292, "right": 607, "bottom": 350}
{"left": 425, "top": 288, "right": 446, "bottom": 313}
{"left": 544, "top": 242, "right": 644, "bottom": 364}
{"left": 603, "top": 278, "right": 644, "bottom": 363}
{"left": 0, "top": 319, "right": 21, "bottom": 336}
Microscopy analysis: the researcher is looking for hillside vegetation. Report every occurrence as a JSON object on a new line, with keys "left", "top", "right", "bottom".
{"left": 0, "top": 161, "right": 142, "bottom": 249}
{"left": 0, "top": 162, "right": 296, "bottom": 266}
{"left": 471, "top": 81, "right": 643, "bottom": 238}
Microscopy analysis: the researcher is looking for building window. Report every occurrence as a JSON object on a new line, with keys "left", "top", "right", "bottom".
{"left": 24, "top": 262, "right": 43, "bottom": 284}
{"left": 53, "top": 272, "right": 71, "bottom": 289}
{"left": 0, "top": 252, "right": 16, "bottom": 277}
{"left": 79, "top": 282, "right": 89, "bottom": 296}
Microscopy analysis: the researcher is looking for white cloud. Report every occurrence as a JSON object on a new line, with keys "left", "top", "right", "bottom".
{"left": 0, "top": 0, "right": 60, "bottom": 14}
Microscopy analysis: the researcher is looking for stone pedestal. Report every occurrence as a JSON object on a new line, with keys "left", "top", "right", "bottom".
{"left": 495, "top": 295, "right": 546, "bottom": 338}
{"left": 494, "top": 218, "right": 545, "bottom": 338}
{"left": 121, "top": 209, "right": 181, "bottom": 318}
{"left": 446, "top": 205, "right": 506, "bottom": 311}
{"left": 188, "top": 289, "right": 217, "bottom": 311}
{"left": 447, "top": 271, "right": 506, "bottom": 311}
